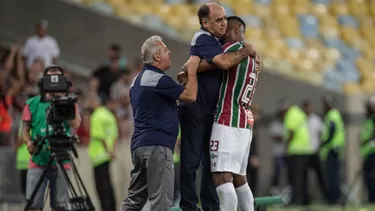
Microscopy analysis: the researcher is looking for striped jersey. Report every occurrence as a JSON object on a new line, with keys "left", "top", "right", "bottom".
{"left": 214, "top": 41, "right": 259, "bottom": 129}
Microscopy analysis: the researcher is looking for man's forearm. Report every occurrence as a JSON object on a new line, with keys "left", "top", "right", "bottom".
{"left": 100, "top": 139, "right": 110, "bottom": 152}
{"left": 69, "top": 115, "right": 81, "bottom": 129}
{"left": 22, "top": 122, "right": 31, "bottom": 144}
{"left": 214, "top": 48, "right": 250, "bottom": 70}
{"left": 287, "top": 131, "right": 294, "bottom": 145}
{"left": 197, "top": 59, "right": 216, "bottom": 72}
{"left": 184, "top": 73, "right": 198, "bottom": 100}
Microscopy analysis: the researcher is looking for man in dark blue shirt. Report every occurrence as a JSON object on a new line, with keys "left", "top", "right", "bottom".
{"left": 120, "top": 35, "right": 200, "bottom": 211}
{"left": 179, "top": 3, "right": 256, "bottom": 211}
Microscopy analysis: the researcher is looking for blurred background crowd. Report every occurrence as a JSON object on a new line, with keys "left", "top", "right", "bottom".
{"left": 1, "top": 0, "right": 375, "bottom": 210}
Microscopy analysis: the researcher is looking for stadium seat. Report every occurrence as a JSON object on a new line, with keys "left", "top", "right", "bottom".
{"left": 77, "top": 0, "right": 375, "bottom": 93}
{"left": 90, "top": 2, "right": 114, "bottom": 15}
{"left": 312, "top": 0, "right": 330, "bottom": 4}
{"left": 299, "top": 15, "right": 319, "bottom": 39}
{"left": 338, "top": 15, "right": 359, "bottom": 28}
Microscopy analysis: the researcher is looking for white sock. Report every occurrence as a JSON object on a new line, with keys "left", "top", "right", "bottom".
{"left": 216, "top": 183, "right": 238, "bottom": 211}
{"left": 236, "top": 183, "right": 254, "bottom": 211}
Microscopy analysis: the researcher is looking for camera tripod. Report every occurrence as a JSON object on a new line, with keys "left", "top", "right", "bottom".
{"left": 24, "top": 140, "right": 95, "bottom": 211}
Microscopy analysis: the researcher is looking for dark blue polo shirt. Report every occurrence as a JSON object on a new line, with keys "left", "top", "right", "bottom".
{"left": 130, "top": 64, "right": 184, "bottom": 151}
{"left": 189, "top": 28, "right": 223, "bottom": 114}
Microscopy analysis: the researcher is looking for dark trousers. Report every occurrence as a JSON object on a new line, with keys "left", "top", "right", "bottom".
{"left": 20, "top": 169, "right": 28, "bottom": 197}
{"left": 286, "top": 154, "right": 310, "bottom": 205}
{"left": 94, "top": 161, "right": 116, "bottom": 211}
{"left": 326, "top": 150, "right": 341, "bottom": 204}
{"left": 179, "top": 107, "right": 219, "bottom": 211}
{"left": 363, "top": 153, "right": 375, "bottom": 203}
{"left": 271, "top": 155, "right": 285, "bottom": 187}
{"left": 246, "top": 165, "right": 258, "bottom": 196}
{"left": 308, "top": 153, "right": 328, "bottom": 201}
{"left": 174, "top": 161, "right": 181, "bottom": 204}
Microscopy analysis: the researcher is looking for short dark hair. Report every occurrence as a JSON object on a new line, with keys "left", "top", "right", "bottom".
{"left": 109, "top": 43, "right": 121, "bottom": 52}
{"left": 227, "top": 16, "right": 246, "bottom": 30}
{"left": 43, "top": 66, "right": 64, "bottom": 76}
{"left": 198, "top": 4, "right": 210, "bottom": 25}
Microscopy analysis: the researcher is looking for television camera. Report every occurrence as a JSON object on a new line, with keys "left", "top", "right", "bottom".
{"left": 24, "top": 66, "right": 95, "bottom": 211}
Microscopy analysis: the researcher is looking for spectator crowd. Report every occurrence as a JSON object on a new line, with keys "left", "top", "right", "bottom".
{"left": 0, "top": 20, "right": 140, "bottom": 149}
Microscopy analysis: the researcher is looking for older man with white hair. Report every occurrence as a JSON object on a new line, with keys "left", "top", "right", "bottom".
{"left": 120, "top": 35, "right": 200, "bottom": 211}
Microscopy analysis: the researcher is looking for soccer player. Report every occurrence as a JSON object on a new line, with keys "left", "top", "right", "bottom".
{"left": 179, "top": 3, "right": 256, "bottom": 211}
{"left": 209, "top": 16, "right": 262, "bottom": 211}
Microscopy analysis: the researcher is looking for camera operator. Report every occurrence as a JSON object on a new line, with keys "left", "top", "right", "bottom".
{"left": 21, "top": 67, "right": 81, "bottom": 211}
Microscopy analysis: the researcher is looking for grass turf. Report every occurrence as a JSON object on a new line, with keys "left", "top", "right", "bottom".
{"left": 267, "top": 205, "right": 375, "bottom": 211}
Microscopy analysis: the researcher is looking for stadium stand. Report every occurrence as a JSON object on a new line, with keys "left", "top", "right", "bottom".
{"left": 74, "top": 0, "right": 373, "bottom": 95}
{"left": 74, "top": 0, "right": 375, "bottom": 95}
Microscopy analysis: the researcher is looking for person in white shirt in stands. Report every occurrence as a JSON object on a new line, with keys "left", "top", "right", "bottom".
{"left": 301, "top": 100, "right": 329, "bottom": 202}
{"left": 23, "top": 20, "right": 60, "bottom": 69}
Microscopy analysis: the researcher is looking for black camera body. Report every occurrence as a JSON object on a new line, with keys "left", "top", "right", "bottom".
{"left": 36, "top": 66, "right": 78, "bottom": 153}
{"left": 48, "top": 94, "right": 77, "bottom": 123}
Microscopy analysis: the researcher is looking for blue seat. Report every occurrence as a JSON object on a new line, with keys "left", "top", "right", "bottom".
{"left": 255, "top": 0, "right": 271, "bottom": 4}
{"left": 165, "top": 0, "right": 184, "bottom": 4}
{"left": 338, "top": 15, "right": 359, "bottom": 28}
{"left": 323, "top": 37, "right": 346, "bottom": 49}
{"left": 336, "top": 59, "right": 354, "bottom": 71}
{"left": 335, "top": 59, "right": 360, "bottom": 83}
{"left": 312, "top": 0, "right": 331, "bottom": 5}
{"left": 163, "top": 26, "right": 180, "bottom": 38}
{"left": 299, "top": 15, "right": 319, "bottom": 39}
{"left": 91, "top": 2, "right": 114, "bottom": 15}
{"left": 241, "top": 15, "right": 262, "bottom": 28}
{"left": 323, "top": 69, "right": 344, "bottom": 92}
{"left": 285, "top": 38, "right": 304, "bottom": 49}
{"left": 142, "top": 15, "right": 164, "bottom": 30}
{"left": 341, "top": 47, "right": 361, "bottom": 61}
{"left": 222, "top": 4, "right": 234, "bottom": 16}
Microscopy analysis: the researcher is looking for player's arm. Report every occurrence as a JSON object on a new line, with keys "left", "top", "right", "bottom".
{"left": 212, "top": 43, "right": 255, "bottom": 70}
{"left": 194, "top": 39, "right": 255, "bottom": 72}
{"left": 197, "top": 59, "right": 216, "bottom": 72}
{"left": 191, "top": 35, "right": 253, "bottom": 70}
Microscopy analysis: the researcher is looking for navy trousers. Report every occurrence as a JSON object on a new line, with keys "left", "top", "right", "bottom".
{"left": 179, "top": 106, "right": 219, "bottom": 211}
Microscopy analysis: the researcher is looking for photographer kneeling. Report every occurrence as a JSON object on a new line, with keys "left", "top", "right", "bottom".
{"left": 22, "top": 66, "right": 81, "bottom": 211}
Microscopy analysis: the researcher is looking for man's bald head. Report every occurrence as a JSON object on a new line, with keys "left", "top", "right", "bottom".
{"left": 198, "top": 2, "right": 221, "bottom": 25}
{"left": 197, "top": 2, "right": 227, "bottom": 37}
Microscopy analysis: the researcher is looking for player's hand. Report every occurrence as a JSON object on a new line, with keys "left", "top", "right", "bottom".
{"left": 243, "top": 43, "right": 256, "bottom": 57}
{"left": 185, "top": 56, "right": 200, "bottom": 74}
{"left": 255, "top": 53, "right": 262, "bottom": 73}
{"left": 177, "top": 71, "right": 187, "bottom": 84}
{"left": 249, "top": 156, "right": 260, "bottom": 168}
{"left": 26, "top": 140, "right": 35, "bottom": 154}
